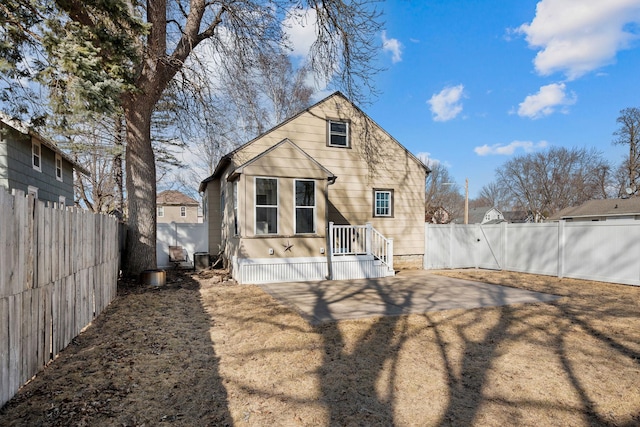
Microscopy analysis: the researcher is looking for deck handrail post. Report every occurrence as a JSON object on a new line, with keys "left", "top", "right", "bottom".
{"left": 365, "top": 222, "right": 372, "bottom": 255}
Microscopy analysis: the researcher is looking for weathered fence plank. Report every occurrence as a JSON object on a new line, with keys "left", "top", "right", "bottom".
{"left": 0, "top": 187, "right": 120, "bottom": 408}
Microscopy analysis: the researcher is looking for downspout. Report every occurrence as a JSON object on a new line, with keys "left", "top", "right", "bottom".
{"left": 325, "top": 175, "right": 337, "bottom": 279}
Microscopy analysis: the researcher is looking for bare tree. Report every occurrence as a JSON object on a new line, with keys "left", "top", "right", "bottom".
{"left": 495, "top": 147, "right": 611, "bottom": 221}
{"left": 476, "top": 181, "right": 510, "bottom": 210}
{"left": 64, "top": 1, "right": 382, "bottom": 276}
{"left": 613, "top": 107, "right": 640, "bottom": 196}
{"left": 424, "top": 162, "right": 463, "bottom": 223}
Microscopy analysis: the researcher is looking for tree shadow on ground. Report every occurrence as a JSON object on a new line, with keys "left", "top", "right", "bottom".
{"left": 0, "top": 271, "right": 233, "bottom": 426}
{"left": 304, "top": 272, "right": 640, "bottom": 426}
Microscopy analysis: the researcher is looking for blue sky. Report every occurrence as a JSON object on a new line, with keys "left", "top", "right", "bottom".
{"left": 314, "top": 0, "right": 640, "bottom": 198}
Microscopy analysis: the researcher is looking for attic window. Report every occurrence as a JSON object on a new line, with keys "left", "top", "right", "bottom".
{"left": 328, "top": 120, "right": 349, "bottom": 147}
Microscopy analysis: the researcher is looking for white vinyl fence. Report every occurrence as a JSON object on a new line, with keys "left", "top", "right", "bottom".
{"left": 425, "top": 221, "right": 640, "bottom": 286}
{"left": 1, "top": 188, "right": 120, "bottom": 408}
{"left": 156, "top": 222, "right": 208, "bottom": 269}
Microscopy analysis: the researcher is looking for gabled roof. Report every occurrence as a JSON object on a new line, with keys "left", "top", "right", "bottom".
{"left": 549, "top": 198, "right": 640, "bottom": 220}
{"left": 228, "top": 138, "right": 335, "bottom": 181}
{"left": 157, "top": 190, "right": 199, "bottom": 206}
{"left": 0, "top": 112, "right": 91, "bottom": 176}
{"left": 199, "top": 91, "right": 430, "bottom": 192}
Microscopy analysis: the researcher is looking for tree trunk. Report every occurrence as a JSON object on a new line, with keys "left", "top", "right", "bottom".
{"left": 122, "top": 95, "right": 157, "bottom": 277}
{"left": 113, "top": 114, "right": 124, "bottom": 216}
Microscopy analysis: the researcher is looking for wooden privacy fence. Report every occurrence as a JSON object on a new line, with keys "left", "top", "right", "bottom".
{"left": 425, "top": 221, "right": 640, "bottom": 286}
{"left": 0, "top": 188, "right": 120, "bottom": 408}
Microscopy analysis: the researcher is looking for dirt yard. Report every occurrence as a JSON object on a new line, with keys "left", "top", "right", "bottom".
{"left": 1, "top": 269, "right": 639, "bottom": 426}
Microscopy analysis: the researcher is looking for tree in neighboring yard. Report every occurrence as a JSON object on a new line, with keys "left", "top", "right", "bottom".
{"left": 475, "top": 181, "right": 510, "bottom": 210}
{"left": 494, "top": 147, "right": 611, "bottom": 221}
{"left": 613, "top": 107, "right": 640, "bottom": 196}
{"left": 1, "top": 0, "right": 383, "bottom": 277}
{"left": 424, "top": 162, "right": 464, "bottom": 224}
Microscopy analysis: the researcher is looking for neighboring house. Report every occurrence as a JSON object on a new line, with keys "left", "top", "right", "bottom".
{"left": 156, "top": 190, "right": 201, "bottom": 223}
{"left": 454, "top": 206, "right": 504, "bottom": 224}
{"left": 503, "top": 210, "right": 534, "bottom": 223}
{"left": 199, "top": 92, "right": 429, "bottom": 284}
{"left": 548, "top": 198, "right": 640, "bottom": 222}
{"left": 0, "top": 113, "right": 89, "bottom": 206}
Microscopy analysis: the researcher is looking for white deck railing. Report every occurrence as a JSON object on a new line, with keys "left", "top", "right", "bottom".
{"left": 329, "top": 222, "right": 394, "bottom": 271}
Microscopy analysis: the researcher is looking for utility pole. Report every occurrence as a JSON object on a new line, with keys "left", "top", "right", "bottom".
{"left": 464, "top": 178, "right": 469, "bottom": 225}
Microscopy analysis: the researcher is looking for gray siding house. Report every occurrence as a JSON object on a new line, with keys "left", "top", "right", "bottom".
{"left": 0, "top": 113, "right": 89, "bottom": 205}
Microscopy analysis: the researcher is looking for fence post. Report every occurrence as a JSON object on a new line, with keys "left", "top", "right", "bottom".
{"left": 365, "top": 222, "right": 372, "bottom": 255}
{"left": 558, "top": 220, "right": 565, "bottom": 279}
{"left": 501, "top": 221, "right": 507, "bottom": 271}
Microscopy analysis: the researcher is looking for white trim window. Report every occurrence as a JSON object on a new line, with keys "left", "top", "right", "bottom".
{"left": 295, "top": 180, "right": 315, "bottom": 234}
{"left": 32, "top": 140, "right": 41, "bottom": 172}
{"left": 328, "top": 120, "right": 349, "bottom": 147}
{"left": 374, "top": 189, "right": 393, "bottom": 217}
{"left": 233, "top": 180, "right": 239, "bottom": 236}
{"left": 55, "top": 154, "right": 63, "bottom": 181}
{"left": 180, "top": 206, "right": 186, "bottom": 217}
{"left": 27, "top": 185, "right": 38, "bottom": 199}
{"left": 157, "top": 206, "right": 164, "bottom": 217}
{"left": 255, "top": 177, "right": 278, "bottom": 235}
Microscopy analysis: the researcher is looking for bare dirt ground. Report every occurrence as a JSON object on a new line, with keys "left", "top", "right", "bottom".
{"left": 1, "top": 269, "right": 639, "bottom": 426}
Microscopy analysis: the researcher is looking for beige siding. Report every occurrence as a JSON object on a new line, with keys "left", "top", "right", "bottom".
{"left": 157, "top": 205, "right": 199, "bottom": 223}
{"left": 227, "top": 94, "right": 426, "bottom": 265}
{"left": 206, "top": 182, "right": 222, "bottom": 256}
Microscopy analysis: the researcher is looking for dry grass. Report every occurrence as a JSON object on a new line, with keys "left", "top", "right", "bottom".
{"left": 1, "top": 269, "right": 639, "bottom": 426}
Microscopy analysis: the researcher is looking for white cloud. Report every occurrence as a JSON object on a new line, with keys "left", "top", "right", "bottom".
{"left": 416, "top": 152, "right": 451, "bottom": 168}
{"left": 474, "top": 140, "right": 548, "bottom": 156}
{"left": 517, "top": 0, "right": 640, "bottom": 79}
{"left": 517, "top": 83, "right": 577, "bottom": 119}
{"left": 282, "top": 8, "right": 318, "bottom": 58}
{"left": 427, "top": 84, "right": 465, "bottom": 122}
{"left": 382, "top": 31, "right": 403, "bottom": 63}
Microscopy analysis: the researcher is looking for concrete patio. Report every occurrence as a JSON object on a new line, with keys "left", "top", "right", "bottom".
{"left": 258, "top": 269, "right": 561, "bottom": 325}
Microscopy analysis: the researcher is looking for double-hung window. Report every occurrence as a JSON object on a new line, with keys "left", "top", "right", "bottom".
{"left": 295, "top": 180, "right": 315, "bottom": 234}
{"left": 328, "top": 120, "right": 349, "bottom": 147}
{"left": 255, "top": 178, "right": 278, "bottom": 234}
{"left": 373, "top": 189, "right": 393, "bottom": 217}
{"left": 55, "top": 154, "right": 63, "bottom": 181}
{"left": 157, "top": 206, "right": 164, "bottom": 217}
{"left": 32, "top": 141, "right": 41, "bottom": 171}
{"left": 233, "top": 180, "right": 239, "bottom": 236}
{"left": 180, "top": 206, "right": 186, "bottom": 217}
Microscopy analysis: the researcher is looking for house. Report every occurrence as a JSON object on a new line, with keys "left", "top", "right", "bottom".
{"left": 454, "top": 206, "right": 504, "bottom": 224}
{"left": 503, "top": 210, "right": 534, "bottom": 223}
{"left": 199, "top": 92, "right": 429, "bottom": 284}
{"left": 156, "top": 190, "right": 201, "bottom": 223}
{"left": 548, "top": 198, "right": 640, "bottom": 222}
{"left": 0, "top": 113, "right": 89, "bottom": 206}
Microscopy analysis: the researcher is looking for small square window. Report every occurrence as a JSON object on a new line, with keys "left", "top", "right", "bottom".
{"left": 328, "top": 120, "right": 349, "bottom": 147}
{"left": 32, "top": 141, "right": 41, "bottom": 171}
{"left": 373, "top": 189, "right": 393, "bottom": 217}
